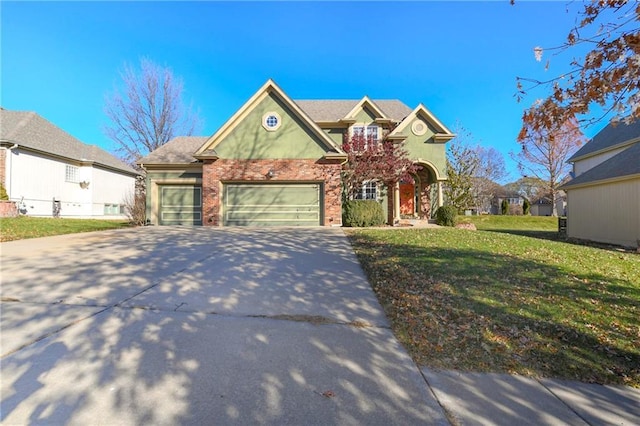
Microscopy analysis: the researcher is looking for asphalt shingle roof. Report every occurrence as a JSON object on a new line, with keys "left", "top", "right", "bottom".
{"left": 138, "top": 136, "right": 208, "bottom": 164}
{"left": 569, "top": 119, "right": 640, "bottom": 161}
{"left": 0, "top": 108, "right": 137, "bottom": 175}
{"left": 563, "top": 142, "right": 640, "bottom": 188}
{"left": 294, "top": 100, "right": 413, "bottom": 122}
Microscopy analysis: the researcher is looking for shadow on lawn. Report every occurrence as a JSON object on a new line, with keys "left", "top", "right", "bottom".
{"left": 348, "top": 232, "right": 640, "bottom": 387}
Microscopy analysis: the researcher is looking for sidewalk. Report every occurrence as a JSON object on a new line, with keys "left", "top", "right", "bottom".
{"left": 422, "top": 368, "right": 640, "bottom": 425}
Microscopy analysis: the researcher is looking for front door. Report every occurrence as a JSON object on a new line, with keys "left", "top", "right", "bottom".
{"left": 399, "top": 182, "right": 415, "bottom": 216}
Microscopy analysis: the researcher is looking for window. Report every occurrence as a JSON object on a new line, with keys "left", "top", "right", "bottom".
{"left": 262, "top": 112, "right": 282, "bottom": 131}
{"left": 65, "top": 165, "right": 79, "bottom": 183}
{"left": 354, "top": 181, "right": 378, "bottom": 200}
{"left": 351, "top": 125, "right": 379, "bottom": 150}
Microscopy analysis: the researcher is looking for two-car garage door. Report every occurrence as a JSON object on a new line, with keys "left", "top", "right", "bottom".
{"left": 223, "top": 183, "right": 321, "bottom": 226}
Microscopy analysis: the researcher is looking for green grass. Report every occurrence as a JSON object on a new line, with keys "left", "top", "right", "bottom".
{"left": 346, "top": 217, "right": 640, "bottom": 387}
{"left": 0, "top": 216, "right": 131, "bottom": 242}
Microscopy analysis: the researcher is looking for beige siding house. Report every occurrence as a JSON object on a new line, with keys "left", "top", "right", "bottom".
{"left": 562, "top": 120, "right": 640, "bottom": 249}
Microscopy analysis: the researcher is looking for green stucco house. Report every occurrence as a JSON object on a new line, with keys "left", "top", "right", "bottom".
{"left": 138, "top": 79, "right": 454, "bottom": 226}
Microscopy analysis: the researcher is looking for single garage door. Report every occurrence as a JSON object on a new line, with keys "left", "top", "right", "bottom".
{"left": 159, "top": 185, "right": 202, "bottom": 225}
{"left": 223, "top": 183, "right": 321, "bottom": 226}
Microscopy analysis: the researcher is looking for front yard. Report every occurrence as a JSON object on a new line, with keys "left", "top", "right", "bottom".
{"left": 346, "top": 217, "right": 640, "bottom": 387}
{"left": 0, "top": 216, "right": 130, "bottom": 242}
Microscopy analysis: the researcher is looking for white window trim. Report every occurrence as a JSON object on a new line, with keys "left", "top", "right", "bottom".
{"left": 354, "top": 180, "right": 378, "bottom": 201}
{"left": 65, "top": 165, "right": 79, "bottom": 183}
{"left": 350, "top": 124, "right": 380, "bottom": 149}
{"left": 262, "top": 112, "right": 282, "bottom": 131}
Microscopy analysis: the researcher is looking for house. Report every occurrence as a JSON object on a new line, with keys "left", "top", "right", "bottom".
{"left": 529, "top": 192, "right": 566, "bottom": 216}
{"left": 491, "top": 192, "right": 526, "bottom": 215}
{"left": 0, "top": 108, "right": 138, "bottom": 218}
{"left": 138, "top": 79, "right": 454, "bottom": 226}
{"left": 562, "top": 119, "right": 640, "bottom": 248}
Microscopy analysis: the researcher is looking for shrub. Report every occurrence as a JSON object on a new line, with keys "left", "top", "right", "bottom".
{"left": 435, "top": 205, "right": 458, "bottom": 227}
{"left": 501, "top": 199, "right": 509, "bottom": 215}
{"left": 0, "top": 183, "right": 8, "bottom": 201}
{"left": 343, "top": 200, "right": 385, "bottom": 227}
{"left": 523, "top": 198, "right": 531, "bottom": 215}
{"left": 509, "top": 204, "right": 523, "bottom": 216}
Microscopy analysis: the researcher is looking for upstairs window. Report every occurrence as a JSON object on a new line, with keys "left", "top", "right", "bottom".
{"left": 350, "top": 125, "right": 379, "bottom": 150}
{"left": 65, "top": 165, "right": 79, "bottom": 183}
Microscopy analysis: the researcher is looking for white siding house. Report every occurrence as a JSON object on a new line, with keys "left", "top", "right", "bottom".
{"left": 0, "top": 108, "right": 138, "bottom": 218}
{"left": 562, "top": 120, "right": 640, "bottom": 249}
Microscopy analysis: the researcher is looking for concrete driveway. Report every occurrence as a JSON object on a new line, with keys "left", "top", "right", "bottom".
{"left": 1, "top": 227, "right": 448, "bottom": 425}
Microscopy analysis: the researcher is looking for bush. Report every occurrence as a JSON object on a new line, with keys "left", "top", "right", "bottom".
{"left": 501, "top": 199, "right": 509, "bottom": 215}
{"left": 0, "top": 183, "right": 8, "bottom": 201}
{"left": 435, "top": 205, "right": 458, "bottom": 227}
{"left": 509, "top": 204, "right": 523, "bottom": 215}
{"left": 523, "top": 198, "right": 531, "bottom": 215}
{"left": 343, "top": 200, "right": 385, "bottom": 227}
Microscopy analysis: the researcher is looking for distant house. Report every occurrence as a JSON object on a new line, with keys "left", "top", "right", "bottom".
{"left": 529, "top": 192, "right": 566, "bottom": 216}
{"left": 562, "top": 120, "right": 640, "bottom": 248}
{"left": 138, "top": 79, "right": 454, "bottom": 226}
{"left": 491, "top": 192, "right": 525, "bottom": 215}
{"left": 0, "top": 108, "right": 138, "bottom": 218}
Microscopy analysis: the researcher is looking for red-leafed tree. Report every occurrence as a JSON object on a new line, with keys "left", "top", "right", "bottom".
{"left": 341, "top": 128, "right": 419, "bottom": 202}
{"left": 513, "top": 117, "right": 585, "bottom": 216}
{"left": 515, "top": 0, "right": 639, "bottom": 136}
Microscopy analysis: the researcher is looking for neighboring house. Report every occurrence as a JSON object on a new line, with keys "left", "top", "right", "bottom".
{"left": 562, "top": 119, "right": 640, "bottom": 248}
{"left": 491, "top": 192, "right": 526, "bottom": 215}
{"left": 139, "top": 79, "right": 454, "bottom": 226}
{"left": 529, "top": 192, "right": 566, "bottom": 216}
{"left": 0, "top": 108, "right": 138, "bottom": 218}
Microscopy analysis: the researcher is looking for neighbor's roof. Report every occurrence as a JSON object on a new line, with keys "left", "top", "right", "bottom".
{"left": 569, "top": 119, "right": 640, "bottom": 161}
{"left": 0, "top": 108, "right": 138, "bottom": 175}
{"left": 294, "top": 100, "right": 413, "bottom": 122}
{"left": 562, "top": 142, "right": 640, "bottom": 189}
{"left": 139, "top": 136, "right": 208, "bottom": 164}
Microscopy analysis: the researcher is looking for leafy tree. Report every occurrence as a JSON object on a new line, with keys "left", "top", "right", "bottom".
{"left": 515, "top": 0, "right": 639, "bottom": 135}
{"left": 341, "top": 127, "right": 418, "bottom": 202}
{"left": 104, "top": 58, "right": 201, "bottom": 167}
{"left": 522, "top": 197, "right": 531, "bottom": 215}
{"left": 501, "top": 199, "right": 509, "bottom": 215}
{"left": 513, "top": 118, "right": 585, "bottom": 216}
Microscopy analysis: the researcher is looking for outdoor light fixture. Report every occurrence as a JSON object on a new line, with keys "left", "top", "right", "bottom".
{"left": 266, "top": 169, "right": 275, "bottom": 179}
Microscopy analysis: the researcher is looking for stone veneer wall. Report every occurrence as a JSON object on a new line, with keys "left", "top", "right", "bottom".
{"left": 202, "top": 158, "right": 343, "bottom": 226}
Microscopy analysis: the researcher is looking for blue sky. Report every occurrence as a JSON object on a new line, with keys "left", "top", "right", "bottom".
{"left": 2, "top": 1, "right": 599, "bottom": 182}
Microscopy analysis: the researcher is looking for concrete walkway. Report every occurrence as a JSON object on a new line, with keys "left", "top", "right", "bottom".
{"left": 1, "top": 227, "right": 638, "bottom": 425}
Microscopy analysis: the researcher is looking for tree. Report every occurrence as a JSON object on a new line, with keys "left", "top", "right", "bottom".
{"left": 501, "top": 199, "right": 509, "bottom": 215}
{"left": 504, "top": 176, "right": 547, "bottom": 202}
{"left": 341, "top": 127, "right": 418, "bottom": 201}
{"left": 472, "top": 146, "right": 507, "bottom": 213}
{"left": 444, "top": 128, "right": 479, "bottom": 213}
{"left": 515, "top": 0, "right": 639, "bottom": 136}
{"left": 513, "top": 118, "right": 585, "bottom": 216}
{"left": 104, "top": 58, "right": 201, "bottom": 166}
{"left": 522, "top": 197, "right": 531, "bottom": 215}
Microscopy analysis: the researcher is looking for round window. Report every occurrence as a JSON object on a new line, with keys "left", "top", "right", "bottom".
{"left": 262, "top": 112, "right": 282, "bottom": 131}
{"left": 411, "top": 120, "right": 427, "bottom": 136}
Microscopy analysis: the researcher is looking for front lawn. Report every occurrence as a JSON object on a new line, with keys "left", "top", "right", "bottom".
{"left": 0, "top": 216, "right": 131, "bottom": 242}
{"left": 346, "top": 223, "right": 640, "bottom": 387}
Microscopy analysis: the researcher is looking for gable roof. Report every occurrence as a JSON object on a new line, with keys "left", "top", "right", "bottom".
{"left": 195, "top": 79, "right": 345, "bottom": 158}
{"left": 0, "top": 108, "right": 137, "bottom": 175}
{"left": 562, "top": 142, "right": 640, "bottom": 189}
{"left": 294, "top": 99, "right": 412, "bottom": 123}
{"left": 569, "top": 119, "right": 640, "bottom": 162}
{"left": 388, "top": 103, "right": 455, "bottom": 141}
{"left": 139, "top": 136, "right": 208, "bottom": 164}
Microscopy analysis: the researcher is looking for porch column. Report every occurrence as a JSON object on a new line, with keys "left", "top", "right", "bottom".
{"left": 393, "top": 181, "right": 400, "bottom": 223}
{"left": 437, "top": 181, "right": 444, "bottom": 207}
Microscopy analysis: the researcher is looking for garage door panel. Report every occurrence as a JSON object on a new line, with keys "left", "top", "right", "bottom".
{"left": 224, "top": 184, "right": 321, "bottom": 226}
{"left": 160, "top": 186, "right": 202, "bottom": 226}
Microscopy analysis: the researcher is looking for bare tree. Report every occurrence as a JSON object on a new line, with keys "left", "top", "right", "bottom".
{"left": 513, "top": 117, "right": 585, "bottom": 216}
{"left": 472, "top": 146, "right": 507, "bottom": 213}
{"left": 444, "top": 126, "right": 479, "bottom": 213}
{"left": 104, "top": 58, "right": 201, "bottom": 166}
{"left": 515, "top": 0, "right": 639, "bottom": 135}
